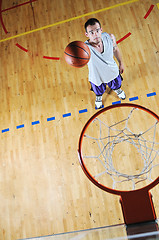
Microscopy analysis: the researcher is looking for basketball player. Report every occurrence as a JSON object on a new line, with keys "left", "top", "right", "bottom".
{"left": 84, "top": 18, "right": 126, "bottom": 109}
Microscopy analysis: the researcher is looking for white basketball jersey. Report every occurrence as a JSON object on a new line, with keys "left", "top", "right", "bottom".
{"left": 85, "top": 32, "right": 119, "bottom": 86}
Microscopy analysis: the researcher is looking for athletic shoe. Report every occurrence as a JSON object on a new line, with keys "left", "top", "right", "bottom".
{"left": 95, "top": 95, "right": 103, "bottom": 109}
{"left": 114, "top": 88, "right": 126, "bottom": 100}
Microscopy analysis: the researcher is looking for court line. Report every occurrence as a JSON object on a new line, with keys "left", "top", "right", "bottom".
{"left": 63, "top": 113, "right": 71, "bottom": 118}
{"left": 43, "top": 56, "right": 60, "bottom": 60}
{"left": 14, "top": 31, "right": 130, "bottom": 57}
{"left": 0, "top": 0, "right": 8, "bottom": 33}
{"left": 0, "top": 91, "right": 157, "bottom": 133}
{"left": 47, "top": 117, "right": 55, "bottom": 121}
{"left": 129, "top": 96, "right": 139, "bottom": 101}
{"left": 144, "top": 4, "right": 154, "bottom": 19}
{"left": 1, "top": 0, "right": 37, "bottom": 13}
{"left": 116, "top": 32, "right": 131, "bottom": 44}
{"left": 16, "top": 43, "right": 28, "bottom": 52}
{"left": 147, "top": 92, "right": 156, "bottom": 97}
{"left": 79, "top": 109, "right": 88, "bottom": 114}
{"left": 15, "top": 31, "right": 130, "bottom": 56}
{"left": 16, "top": 124, "right": 25, "bottom": 129}
{"left": 32, "top": 120, "right": 40, "bottom": 125}
{"left": 0, "top": 0, "right": 139, "bottom": 43}
{"left": 112, "top": 101, "right": 121, "bottom": 105}
{"left": 2, "top": 128, "right": 9, "bottom": 133}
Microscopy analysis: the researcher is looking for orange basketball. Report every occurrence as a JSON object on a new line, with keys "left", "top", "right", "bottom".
{"left": 64, "top": 41, "right": 91, "bottom": 68}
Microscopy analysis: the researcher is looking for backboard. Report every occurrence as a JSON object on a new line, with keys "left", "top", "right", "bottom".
{"left": 19, "top": 220, "right": 159, "bottom": 240}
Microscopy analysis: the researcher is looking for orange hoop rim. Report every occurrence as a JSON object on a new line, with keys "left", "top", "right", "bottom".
{"left": 78, "top": 103, "right": 159, "bottom": 196}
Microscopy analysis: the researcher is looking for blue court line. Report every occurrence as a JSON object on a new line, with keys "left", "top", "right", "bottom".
{"left": 129, "top": 96, "right": 139, "bottom": 101}
{"left": 47, "top": 116, "right": 55, "bottom": 121}
{"left": 2, "top": 128, "right": 9, "bottom": 133}
{"left": 0, "top": 91, "right": 157, "bottom": 133}
{"left": 147, "top": 92, "right": 156, "bottom": 97}
{"left": 112, "top": 100, "right": 121, "bottom": 105}
{"left": 63, "top": 113, "right": 71, "bottom": 118}
{"left": 32, "top": 120, "right": 40, "bottom": 125}
{"left": 16, "top": 124, "right": 24, "bottom": 129}
{"left": 79, "top": 109, "right": 88, "bottom": 114}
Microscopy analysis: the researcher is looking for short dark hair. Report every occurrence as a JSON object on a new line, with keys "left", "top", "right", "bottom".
{"left": 84, "top": 18, "right": 101, "bottom": 32}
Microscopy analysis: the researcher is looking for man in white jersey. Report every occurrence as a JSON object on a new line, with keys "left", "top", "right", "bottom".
{"left": 84, "top": 18, "right": 126, "bottom": 109}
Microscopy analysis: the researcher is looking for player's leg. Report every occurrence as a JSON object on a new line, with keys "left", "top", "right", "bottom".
{"left": 107, "top": 74, "right": 126, "bottom": 100}
{"left": 90, "top": 82, "right": 106, "bottom": 109}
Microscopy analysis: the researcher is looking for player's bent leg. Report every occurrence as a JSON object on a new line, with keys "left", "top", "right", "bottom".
{"left": 90, "top": 82, "right": 106, "bottom": 109}
{"left": 107, "top": 74, "right": 126, "bottom": 100}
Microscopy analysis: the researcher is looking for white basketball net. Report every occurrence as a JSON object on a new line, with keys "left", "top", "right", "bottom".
{"left": 83, "top": 107, "right": 159, "bottom": 190}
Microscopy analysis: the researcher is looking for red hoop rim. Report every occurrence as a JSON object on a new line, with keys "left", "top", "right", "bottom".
{"left": 78, "top": 103, "right": 159, "bottom": 196}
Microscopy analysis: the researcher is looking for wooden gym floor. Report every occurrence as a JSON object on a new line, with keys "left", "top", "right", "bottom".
{"left": 0, "top": 0, "right": 159, "bottom": 239}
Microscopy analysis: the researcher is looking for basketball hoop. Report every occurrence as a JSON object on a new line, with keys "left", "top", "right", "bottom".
{"left": 78, "top": 103, "right": 159, "bottom": 225}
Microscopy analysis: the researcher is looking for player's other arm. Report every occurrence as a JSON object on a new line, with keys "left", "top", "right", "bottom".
{"left": 110, "top": 34, "right": 124, "bottom": 74}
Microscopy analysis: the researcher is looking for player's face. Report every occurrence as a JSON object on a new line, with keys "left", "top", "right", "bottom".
{"left": 85, "top": 23, "right": 102, "bottom": 44}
